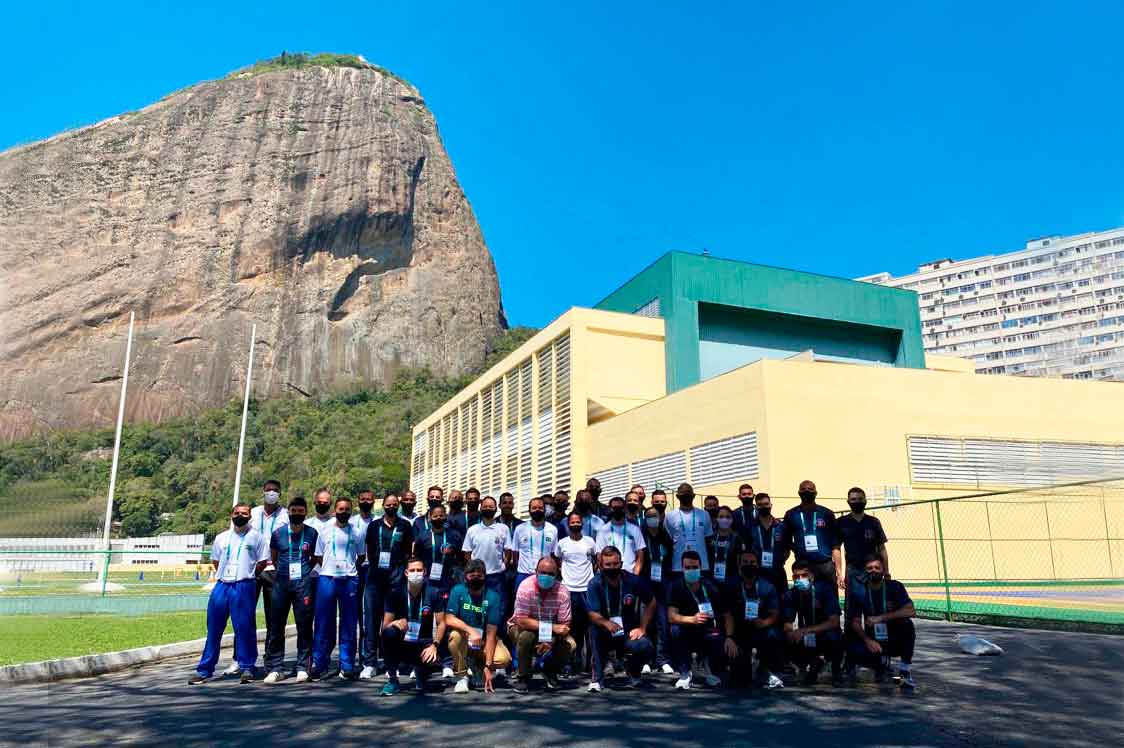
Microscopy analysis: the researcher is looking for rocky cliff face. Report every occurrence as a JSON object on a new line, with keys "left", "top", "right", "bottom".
{"left": 0, "top": 62, "right": 504, "bottom": 440}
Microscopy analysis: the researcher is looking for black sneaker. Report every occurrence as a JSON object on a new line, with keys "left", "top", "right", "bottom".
{"left": 240, "top": 671, "right": 254, "bottom": 684}
{"left": 543, "top": 672, "right": 560, "bottom": 691}
{"left": 309, "top": 670, "right": 323, "bottom": 682}
{"left": 513, "top": 677, "right": 531, "bottom": 694}
{"left": 188, "top": 674, "right": 208, "bottom": 685}
{"left": 803, "top": 659, "right": 823, "bottom": 686}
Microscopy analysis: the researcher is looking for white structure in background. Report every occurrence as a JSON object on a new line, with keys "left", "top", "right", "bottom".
{"left": 860, "top": 227, "right": 1124, "bottom": 380}
{"left": 0, "top": 534, "right": 205, "bottom": 574}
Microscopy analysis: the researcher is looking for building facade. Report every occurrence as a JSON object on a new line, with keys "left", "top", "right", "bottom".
{"left": 0, "top": 534, "right": 206, "bottom": 574}
{"left": 860, "top": 227, "right": 1124, "bottom": 380}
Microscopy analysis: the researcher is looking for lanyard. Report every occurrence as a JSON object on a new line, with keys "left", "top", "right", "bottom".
{"left": 868, "top": 583, "right": 887, "bottom": 615}
{"left": 604, "top": 580, "right": 625, "bottom": 617}
{"left": 611, "top": 523, "right": 628, "bottom": 551}
{"left": 408, "top": 588, "right": 423, "bottom": 621}
{"left": 679, "top": 508, "right": 697, "bottom": 537}
{"left": 222, "top": 530, "right": 248, "bottom": 578}
{"left": 756, "top": 522, "right": 774, "bottom": 551}
{"left": 533, "top": 525, "right": 547, "bottom": 558}
{"left": 332, "top": 524, "right": 354, "bottom": 560}
{"left": 798, "top": 510, "right": 817, "bottom": 534}
{"left": 688, "top": 581, "right": 710, "bottom": 609}
{"left": 288, "top": 527, "right": 302, "bottom": 567}
{"left": 377, "top": 521, "right": 396, "bottom": 553}
{"left": 744, "top": 580, "right": 759, "bottom": 601}
{"left": 800, "top": 584, "right": 817, "bottom": 627}
{"left": 260, "top": 508, "right": 280, "bottom": 536}
{"left": 431, "top": 530, "right": 445, "bottom": 561}
{"left": 738, "top": 506, "right": 752, "bottom": 527}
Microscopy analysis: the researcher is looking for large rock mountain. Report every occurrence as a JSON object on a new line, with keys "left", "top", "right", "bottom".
{"left": 0, "top": 59, "right": 504, "bottom": 440}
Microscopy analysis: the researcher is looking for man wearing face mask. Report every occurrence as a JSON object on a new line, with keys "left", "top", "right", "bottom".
{"left": 307, "top": 488, "right": 335, "bottom": 535}
{"left": 732, "top": 484, "right": 756, "bottom": 542}
{"left": 595, "top": 497, "right": 647, "bottom": 576}
{"left": 311, "top": 498, "right": 367, "bottom": 681}
{"left": 399, "top": 490, "right": 419, "bottom": 525}
{"left": 352, "top": 489, "right": 377, "bottom": 662}
{"left": 845, "top": 556, "right": 916, "bottom": 689}
{"left": 624, "top": 490, "right": 645, "bottom": 530}
{"left": 511, "top": 497, "right": 559, "bottom": 590}
{"left": 359, "top": 493, "right": 414, "bottom": 679}
{"left": 586, "top": 478, "right": 610, "bottom": 520}
{"left": 783, "top": 480, "right": 842, "bottom": 587}
{"left": 666, "top": 550, "right": 726, "bottom": 690}
{"left": 703, "top": 495, "right": 721, "bottom": 532}
{"left": 507, "top": 556, "right": 574, "bottom": 693}
{"left": 415, "top": 486, "right": 445, "bottom": 536}
{"left": 726, "top": 548, "right": 784, "bottom": 689}
{"left": 783, "top": 560, "right": 844, "bottom": 687}
{"left": 630, "top": 483, "right": 646, "bottom": 505}
{"left": 585, "top": 546, "right": 655, "bottom": 691}
{"left": 640, "top": 506, "right": 676, "bottom": 675}
{"left": 664, "top": 484, "right": 714, "bottom": 580}
{"left": 190, "top": 504, "right": 270, "bottom": 684}
{"left": 650, "top": 489, "right": 668, "bottom": 516}
{"left": 445, "top": 560, "right": 511, "bottom": 693}
{"left": 452, "top": 487, "right": 482, "bottom": 534}
{"left": 568, "top": 489, "right": 606, "bottom": 538}
{"left": 446, "top": 489, "right": 467, "bottom": 532}
{"left": 264, "top": 497, "right": 318, "bottom": 684}
{"left": 461, "top": 497, "right": 512, "bottom": 613}
{"left": 837, "top": 487, "right": 889, "bottom": 598}
{"left": 250, "top": 479, "right": 288, "bottom": 669}
{"left": 707, "top": 506, "right": 745, "bottom": 587}
{"left": 414, "top": 505, "right": 464, "bottom": 596}
{"left": 555, "top": 511, "right": 601, "bottom": 675}
{"left": 380, "top": 557, "right": 447, "bottom": 695}
{"left": 552, "top": 490, "right": 571, "bottom": 524}
{"left": 749, "top": 493, "right": 790, "bottom": 594}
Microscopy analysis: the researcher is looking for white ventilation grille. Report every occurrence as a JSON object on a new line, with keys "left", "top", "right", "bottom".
{"left": 908, "top": 436, "right": 1124, "bottom": 487}
{"left": 553, "top": 335, "right": 572, "bottom": 491}
{"left": 590, "top": 463, "right": 629, "bottom": 500}
{"left": 689, "top": 432, "right": 758, "bottom": 487}
{"left": 411, "top": 431, "right": 427, "bottom": 493}
{"left": 635, "top": 297, "right": 661, "bottom": 318}
{"left": 631, "top": 451, "right": 687, "bottom": 492}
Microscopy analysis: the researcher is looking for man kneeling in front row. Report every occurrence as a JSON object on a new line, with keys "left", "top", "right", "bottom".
{"left": 784, "top": 559, "right": 844, "bottom": 687}
{"left": 445, "top": 559, "right": 512, "bottom": 693}
{"left": 846, "top": 555, "right": 917, "bottom": 689}
{"left": 380, "top": 557, "right": 446, "bottom": 696}
{"left": 585, "top": 545, "right": 656, "bottom": 691}
{"left": 507, "top": 556, "right": 575, "bottom": 693}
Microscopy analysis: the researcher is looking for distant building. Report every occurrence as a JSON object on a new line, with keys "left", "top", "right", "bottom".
{"left": 859, "top": 227, "right": 1124, "bottom": 380}
{"left": 0, "top": 534, "right": 205, "bottom": 574}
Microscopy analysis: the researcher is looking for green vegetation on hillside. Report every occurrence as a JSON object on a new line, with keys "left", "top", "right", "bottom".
{"left": 0, "top": 327, "right": 538, "bottom": 541}
{"left": 226, "top": 52, "right": 410, "bottom": 86}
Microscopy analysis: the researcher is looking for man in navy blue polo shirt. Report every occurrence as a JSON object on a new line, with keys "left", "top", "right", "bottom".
{"left": 725, "top": 548, "right": 783, "bottom": 689}
{"left": 846, "top": 555, "right": 917, "bottom": 689}
{"left": 783, "top": 560, "right": 844, "bottom": 687}
{"left": 585, "top": 545, "right": 656, "bottom": 691}
{"left": 731, "top": 484, "right": 756, "bottom": 543}
{"left": 359, "top": 492, "right": 413, "bottom": 679}
{"left": 836, "top": 487, "right": 889, "bottom": 597}
{"left": 782, "top": 480, "right": 842, "bottom": 586}
{"left": 413, "top": 504, "right": 464, "bottom": 596}
{"left": 667, "top": 550, "right": 727, "bottom": 690}
{"left": 264, "top": 497, "right": 319, "bottom": 684}
{"left": 748, "top": 493, "right": 790, "bottom": 594}
{"left": 380, "top": 557, "right": 447, "bottom": 695}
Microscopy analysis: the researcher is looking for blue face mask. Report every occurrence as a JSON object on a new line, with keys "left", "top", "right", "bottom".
{"left": 683, "top": 568, "right": 701, "bottom": 584}
{"left": 794, "top": 577, "right": 812, "bottom": 592}
{"left": 537, "top": 573, "right": 556, "bottom": 590}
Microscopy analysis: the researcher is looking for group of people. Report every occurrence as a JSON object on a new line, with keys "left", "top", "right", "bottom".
{"left": 191, "top": 477, "right": 918, "bottom": 694}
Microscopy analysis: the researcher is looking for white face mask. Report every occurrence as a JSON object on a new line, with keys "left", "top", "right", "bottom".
{"left": 406, "top": 571, "right": 426, "bottom": 586}
{"left": 264, "top": 490, "right": 280, "bottom": 505}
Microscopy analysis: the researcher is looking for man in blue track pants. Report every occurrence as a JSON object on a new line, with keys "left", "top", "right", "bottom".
{"left": 263, "top": 497, "right": 319, "bottom": 684}
{"left": 189, "top": 504, "right": 270, "bottom": 685}
{"left": 311, "top": 497, "right": 368, "bottom": 680}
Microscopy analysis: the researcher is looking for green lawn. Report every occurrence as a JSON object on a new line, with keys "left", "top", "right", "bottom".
{"left": 0, "top": 611, "right": 216, "bottom": 666}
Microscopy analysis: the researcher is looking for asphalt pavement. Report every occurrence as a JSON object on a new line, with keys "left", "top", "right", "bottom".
{"left": 2, "top": 619, "right": 1121, "bottom": 748}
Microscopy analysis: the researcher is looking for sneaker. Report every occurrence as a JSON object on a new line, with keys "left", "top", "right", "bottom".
{"left": 359, "top": 666, "right": 374, "bottom": 681}
{"left": 454, "top": 676, "right": 470, "bottom": 694}
{"left": 641, "top": 664, "right": 652, "bottom": 675}
{"left": 409, "top": 668, "right": 417, "bottom": 681}
{"left": 899, "top": 670, "right": 917, "bottom": 690}
{"left": 674, "top": 674, "right": 692, "bottom": 690}
{"left": 767, "top": 673, "right": 784, "bottom": 689}
{"left": 442, "top": 666, "right": 455, "bottom": 680}
{"left": 513, "top": 677, "right": 531, "bottom": 694}
{"left": 338, "top": 670, "right": 357, "bottom": 681}
{"left": 240, "top": 671, "right": 254, "bottom": 684}
{"left": 188, "top": 674, "right": 208, "bottom": 685}
{"left": 308, "top": 670, "right": 323, "bottom": 682}
{"left": 381, "top": 681, "right": 400, "bottom": 697}
{"left": 544, "top": 672, "right": 560, "bottom": 691}
{"left": 295, "top": 671, "right": 310, "bottom": 683}
{"left": 222, "top": 663, "right": 241, "bottom": 676}
{"left": 702, "top": 672, "right": 721, "bottom": 687}
{"left": 803, "top": 659, "right": 824, "bottom": 686}
{"left": 587, "top": 681, "right": 603, "bottom": 692}
{"left": 660, "top": 663, "right": 676, "bottom": 675}
{"left": 264, "top": 671, "right": 283, "bottom": 684}
{"left": 603, "top": 661, "right": 616, "bottom": 678}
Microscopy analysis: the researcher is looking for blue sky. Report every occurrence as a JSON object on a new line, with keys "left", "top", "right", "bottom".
{"left": 4, "top": 1, "right": 1122, "bottom": 328}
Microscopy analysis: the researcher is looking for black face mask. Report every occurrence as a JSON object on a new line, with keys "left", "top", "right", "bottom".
{"left": 428, "top": 499, "right": 443, "bottom": 510}
{"left": 555, "top": 503, "right": 569, "bottom": 514}
{"left": 467, "top": 577, "right": 485, "bottom": 591}
{"left": 530, "top": 510, "right": 545, "bottom": 522}
{"left": 799, "top": 490, "right": 816, "bottom": 502}
{"left": 677, "top": 494, "right": 693, "bottom": 505}
{"left": 431, "top": 520, "right": 445, "bottom": 531}
{"left": 740, "top": 496, "right": 754, "bottom": 506}
{"left": 450, "top": 500, "right": 464, "bottom": 511}
{"left": 231, "top": 515, "right": 249, "bottom": 527}
{"left": 757, "top": 506, "right": 771, "bottom": 517}
{"left": 868, "top": 571, "right": 884, "bottom": 584}
{"left": 706, "top": 508, "right": 718, "bottom": 518}
{"left": 315, "top": 503, "right": 331, "bottom": 515}
{"left": 602, "top": 567, "right": 621, "bottom": 579}
{"left": 569, "top": 524, "right": 582, "bottom": 535}
{"left": 576, "top": 501, "right": 592, "bottom": 515}
{"left": 654, "top": 503, "right": 667, "bottom": 514}
{"left": 383, "top": 506, "right": 397, "bottom": 517}
{"left": 359, "top": 502, "right": 374, "bottom": 513}
{"left": 402, "top": 503, "right": 416, "bottom": 515}
{"left": 627, "top": 503, "right": 641, "bottom": 514}
{"left": 611, "top": 508, "right": 626, "bottom": 521}
{"left": 589, "top": 488, "right": 602, "bottom": 500}
{"left": 289, "top": 514, "right": 306, "bottom": 525}
{"left": 467, "top": 501, "right": 480, "bottom": 512}
{"left": 849, "top": 500, "right": 867, "bottom": 513}
{"left": 740, "top": 564, "right": 759, "bottom": 578}
{"left": 336, "top": 512, "right": 351, "bottom": 524}
{"left": 480, "top": 508, "right": 496, "bottom": 519}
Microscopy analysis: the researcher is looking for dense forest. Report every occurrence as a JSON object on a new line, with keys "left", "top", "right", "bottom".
{"left": 0, "top": 328, "right": 537, "bottom": 541}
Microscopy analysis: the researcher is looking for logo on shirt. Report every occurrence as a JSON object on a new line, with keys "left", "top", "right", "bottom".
{"left": 864, "top": 530, "right": 875, "bottom": 540}
{"left": 421, "top": 606, "right": 432, "bottom": 617}
{"left": 815, "top": 517, "right": 826, "bottom": 528}
{"left": 623, "top": 594, "right": 635, "bottom": 606}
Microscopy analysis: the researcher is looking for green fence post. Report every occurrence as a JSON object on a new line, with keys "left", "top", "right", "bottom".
{"left": 934, "top": 501, "right": 953, "bottom": 621}
{"left": 100, "top": 549, "right": 111, "bottom": 597}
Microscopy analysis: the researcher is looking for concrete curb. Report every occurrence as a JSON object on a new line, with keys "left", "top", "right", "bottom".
{"left": 0, "top": 623, "right": 296, "bottom": 685}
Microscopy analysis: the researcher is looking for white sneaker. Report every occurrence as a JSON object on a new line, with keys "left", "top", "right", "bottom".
{"left": 588, "top": 681, "right": 603, "bottom": 692}
{"left": 641, "top": 664, "right": 652, "bottom": 675}
{"left": 359, "top": 666, "right": 374, "bottom": 680}
{"left": 454, "top": 676, "right": 470, "bottom": 694}
{"left": 660, "top": 663, "right": 675, "bottom": 675}
{"left": 295, "top": 671, "right": 309, "bottom": 683}
{"left": 442, "top": 666, "right": 455, "bottom": 680}
{"left": 263, "top": 671, "right": 282, "bottom": 684}
{"left": 767, "top": 673, "right": 784, "bottom": 689}
{"left": 409, "top": 669, "right": 417, "bottom": 681}
{"left": 222, "top": 663, "right": 241, "bottom": 676}
{"left": 674, "top": 675, "right": 692, "bottom": 690}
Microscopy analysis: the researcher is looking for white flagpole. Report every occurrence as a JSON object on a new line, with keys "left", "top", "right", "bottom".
{"left": 88, "top": 312, "right": 134, "bottom": 594}
{"left": 231, "top": 324, "right": 256, "bottom": 508}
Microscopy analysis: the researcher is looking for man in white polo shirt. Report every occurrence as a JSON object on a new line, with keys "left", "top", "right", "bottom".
{"left": 510, "top": 496, "right": 559, "bottom": 589}
{"left": 595, "top": 496, "right": 647, "bottom": 575}
{"left": 190, "top": 503, "right": 270, "bottom": 684}
{"left": 461, "top": 496, "right": 512, "bottom": 612}
{"left": 250, "top": 479, "right": 287, "bottom": 669}
{"left": 663, "top": 483, "right": 714, "bottom": 579}
{"left": 311, "top": 497, "right": 368, "bottom": 680}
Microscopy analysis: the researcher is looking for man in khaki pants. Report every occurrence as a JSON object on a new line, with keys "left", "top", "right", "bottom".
{"left": 444, "top": 560, "right": 511, "bottom": 693}
{"left": 507, "top": 556, "right": 575, "bottom": 694}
